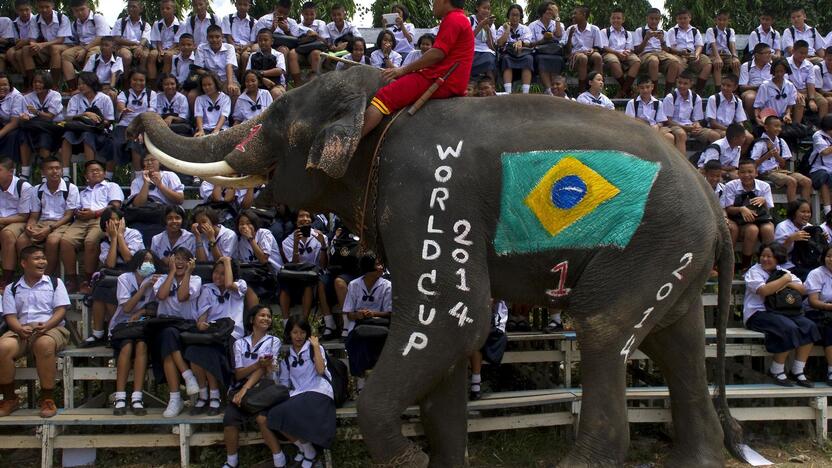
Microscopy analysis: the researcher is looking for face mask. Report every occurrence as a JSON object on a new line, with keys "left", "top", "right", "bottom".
{"left": 138, "top": 262, "right": 156, "bottom": 278}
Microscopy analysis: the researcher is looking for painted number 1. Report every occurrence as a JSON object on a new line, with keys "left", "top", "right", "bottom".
{"left": 546, "top": 261, "right": 570, "bottom": 298}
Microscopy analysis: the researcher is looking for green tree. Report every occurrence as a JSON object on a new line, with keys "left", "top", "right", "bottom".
{"left": 662, "top": 0, "right": 832, "bottom": 34}
{"left": 371, "top": 0, "right": 437, "bottom": 28}
{"left": 525, "top": 0, "right": 651, "bottom": 28}
{"left": 463, "top": 0, "right": 512, "bottom": 26}
{"left": 0, "top": 0, "right": 100, "bottom": 17}
{"left": 124, "top": 0, "right": 193, "bottom": 22}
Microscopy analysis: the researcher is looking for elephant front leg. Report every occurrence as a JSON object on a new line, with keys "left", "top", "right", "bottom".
{"left": 420, "top": 357, "right": 469, "bottom": 468}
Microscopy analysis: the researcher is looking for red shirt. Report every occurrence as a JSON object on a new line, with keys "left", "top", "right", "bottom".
{"left": 419, "top": 8, "right": 474, "bottom": 94}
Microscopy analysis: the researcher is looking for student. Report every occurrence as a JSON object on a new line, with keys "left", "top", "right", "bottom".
{"left": 222, "top": 0, "right": 256, "bottom": 69}
{"left": 182, "top": 0, "right": 221, "bottom": 48}
{"left": 279, "top": 209, "right": 328, "bottom": 323}
{"left": 702, "top": 159, "right": 736, "bottom": 235}
{"left": 634, "top": 8, "right": 681, "bottom": 96}
{"left": 0, "top": 73, "right": 24, "bottom": 165}
{"left": 156, "top": 73, "right": 190, "bottom": 134}
{"left": 739, "top": 43, "right": 773, "bottom": 118}
{"left": 823, "top": 210, "right": 832, "bottom": 241}
{"left": 576, "top": 71, "right": 613, "bottom": 109}
{"left": 223, "top": 305, "right": 284, "bottom": 468}
{"left": 402, "top": 33, "right": 433, "bottom": 68}
{"left": 528, "top": 1, "right": 564, "bottom": 94}
{"left": 148, "top": 0, "right": 183, "bottom": 83}
{"left": 601, "top": 7, "right": 638, "bottom": 98}
{"left": 707, "top": 74, "right": 752, "bottom": 149}
{"left": 775, "top": 198, "right": 816, "bottom": 279}
{"left": 781, "top": 7, "right": 825, "bottom": 62}
{"left": 744, "top": 243, "right": 817, "bottom": 386}
{"left": 62, "top": 0, "right": 110, "bottom": 93}
{"left": 195, "top": 24, "right": 240, "bottom": 102}
{"left": 370, "top": 30, "right": 402, "bottom": 69}
{"left": 21, "top": 0, "right": 71, "bottom": 89}
{"left": 8, "top": 0, "right": 39, "bottom": 80}
{"left": 0, "top": 17, "right": 15, "bottom": 73}
{"left": 286, "top": 1, "right": 329, "bottom": 85}
{"left": 233, "top": 209, "right": 279, "bottom": 306}
{"left": 81, "top": 36, "right": 122, "bottom": 100}
{"left": 128, "top": 153, "right": 184, "bottom": 209}
{"left": 789, "top": 40, "right": 828, "bottom": 123}
{"left": 469, "top": 299, "right": 508, "bottom": 400}
{"left": 549, "top": 73, "right": 571, "bottom": 99}
{"left": 268, "top": 316, "right": 336, "bottom": 468}
{"left": 753, "top": 58, "right": 798, "bottom": 128}
{"left": 247, "top": 28, "right": 287, "bottom": 100}
{"left": 496, "top": 4, "right": 533, "bottom": 95}
{"left": 751, "top": 114, "right": 812, "bottom": 202}
{"left": 111, "top": 0, "right": 150, "bottom": 83}
{"left": 662, "top": 70, "right": 713, "bottom": 154}
{"left": 233, "top": 70, "right": 272, "bottom": 126}
{"left": 625, "top": 77, "right": 673, "bottom": 147}
{"left": 60, "top": 72, "right": 114, "bottom": 177}
{"left": 561, "top": 5, "right": 602, "bottom": 93}
{"left": 810, "top": 115, "right": 832, "bottom": 216}
{"left": 382, "top": 4, "right": 415, "bottom": 57}
{"left": 58, "top": 160, "right": 124, "bottom": 294}
{"left": 108, "top": 249, "right": 160, "bottom": 416}
{"left": 704, "top": 9, "right": 740, "bottom": 89}
{"left": 325, "top": 3, "right": 362, "bottom": 52}
{"left": 114, "top": 69, "right": 157, "bottom": 174}
{"left": 804, "top": 245, "right": 832, "bottom": 386}
{"left": 171, "top": 34, "right": 198, "bottom": 109}
{"left": 194, "top": 73, "right": 231, "bottom": 137}
{"left": 469, "top": 0, "right": 497, "bottom": 80}
{"left": 474, "top": 75, "right": 496, "bottom": 96}
{"left": 151, "top": 205, "right": 196, "bottom": 261}
{"left": 0, "top": 158, "right": 32, "bottom": 289}
{"left": 0, "top": 245, "right": 70, "bottom": 418}
{"left": 192, "top": 205, "right": 237, "bottom": 263}
{"left": 187, "top": 256, "right": 246, "bottom": 416}
{"left": 816, "top": 48, "right": 832, "bottom": 114}
{"left": 343, "top": 252, "right": 392, "bottom": 393}
{"left": 150, "top": 247, "right": 202, "bottom": 417}
{"left": 721, "top": 159, "right": 776, "bottom": 270}
{"left": 666, "top": 8, "right": 711, "bottom": 93}
{"left": 696, "top": 123, "right": 746, "bottom": 180}
{"left": 747, "top": 11, "right": 782, "bottom": 57}
{"left": 335, "top": 36, "right": 368, "bottom": 70}
{"left": 254, "top": 0, "right": 302, "bottom": 72}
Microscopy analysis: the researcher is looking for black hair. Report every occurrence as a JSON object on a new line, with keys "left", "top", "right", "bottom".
{"left": 157, "top": 72, "right": 178, "bottom": 89}
{"left": 125, "top": 249, "right": 161, "bottom": 273}
{"left": 678, "top": 70, "right": 696, "bottom": 82}
{"left": 375, "top": 30, "right": 397, "bottom": 49}
{"left": 574, "top": 4, "right": 589, "bottom": 18}
{"left": 207, "top": 24, "right": 223, "bottom": 36}
{"left": 99, "top": 207, "right": 125, "bottom": 232}
{"left": 610, "top": 7, "right": 624, "bottom": 16}
{"left": 256, "top": 28, "right": 273, "bottom": 39}
{"left": 0, "top": 157, "right": 14, "bottom": 172}
{"left": 475, "top": 0, "right": 491, "bottom": 7}
{"left": 192, "top": 205, "right": 220, "bottom": 225}
{"left": 674, "top": 8, "right": 690, "bottom": 17}
{"left": 179, "top": 33, "right": 194, "bottom": 42}
{"left": 790, "top": 7, "right": 806, "bottom": 15}
{"left": 507, "top": 3, "right": 523, "bottom": 19}
{"left": 391, "top": 4, "right": 409, "bottom": 21}
{"left": 586, "top": 71, "right": 603, "bottom": 86}
{"left": 450, "top": 0, "right": 464, "bottom": 8}
{"left": 163, "top": 204, "right": 187, "bottom": 226}
{"left": 793, "top": 39, "right": 809, "bottom": 51}
{"left": 477, "top": 75, "right": 495, "bottom": 86}
{"left": 764, "top": 114, "right": 781, "bottom": 126}
{"left": 84, "top": 159, "right": 105, "bottom": 172}
{"left": 417, "top": 33, "right": 435, "bottom": 47}
{"left": 127, "top": 68, "right": 147, "bottom": 82}
{"left": 703, "top": 159, "right": 722, "bottom": 172}
{"left": 40, "top": 155, "right": 61, "bottom": 168}
{"left": 301, "top": 1, "right": 316, "bottom": 10}
{"left": 821, "top": 114, "right": 832, "bottom": 132}
{"left": 284, "top": 315, "right": 313, "bottom": 343}
{"left": 722, "top": 73, "right": 738, "bottom": 85}
{"left": 827, "top": 46, "right": 832, "bottom": 56}
{"left": 347, "top": 37, "right": 366, "bottom": 53}
{"left": 245, "top": 303, "right": 272, "bottom": 335}
{"left": 199, "top": 72, "right": 223, "bottom": 94}
{"left": 330, "top": 3, "right": 345, "bottom": 12}
{"left": 241, "top": 69, "right": 263, "bottom": 88}
{"left": 726, "top": 123, "right": 746, "bottom": 140}
{"left": 822, "top": 244, "right": 832, "bottom": 267}
{"left": 753, "top": 43, "right": 771, "bottom": 55}
{"left": 69, "top": 0, "right": 88, "bottom": 8}
{"left": 771, "top": 57, "right": 791, "bottom": 75}
{"left": 78, "top": 71, "right": 101, "bottom": 92}
{"left": 786, "top": 198, "right": 811, "bottom": 221}
{"left": 100, "top": 35, "right": 114, "bottom": 44}
{"left": 715, "top": 9, "right": 730, "bottom": 18}
{"left": 359, "top": 251, "right": 379, "bottom": 275}
{"left": 20, "top": 245, "right": 44, "bottom": 261}
{"left": 737, "top": 158, "right": 756, "bottom": 169}
{"left": 236, "top": 208, "right": 263, "bottom": 230}
{"left": 213, "top": 256, "right": 240, "bottom": 280}
{"left": 759, "top": 242, "right": 788, "bottom": 265}
{"left": 15, "top": 0, "right": 32, "bottom": 8}
{"left": 635, "top": 75, "right": 652, "bottom": 86}
{"left": 277, "top": 0, "right": 292, "bottom": 9}
{"left": 32, "top": 70, "right": 53, "bottom": 90}
{"left": 172, "top": 246, "right": 194, "bottom": 262}
{"left": 647, "top": 8, "right": 661, "bottom": 16}
{"left": 537, "top": 1, "right": 553, "bottom": 18}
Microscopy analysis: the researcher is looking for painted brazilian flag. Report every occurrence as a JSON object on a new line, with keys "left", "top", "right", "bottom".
{"left": 494, "top": 150, "right": 660, "bottom": 255}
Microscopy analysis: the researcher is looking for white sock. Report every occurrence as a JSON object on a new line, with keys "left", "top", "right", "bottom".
{"left": 182, "top": 369, "right": 195, "bottom": 381}
{"left": 521, "top": 84, "right": 530, "bottom": 94}
{"left": 471, "top": 373, "right": 481, "bottom": 392}
{"left": 92, "top": 329, "right": 104, "bottom": 338}
{"left": 209, "top": 389, "right": 221, "bottom": 407}
{"left": 114, "top": 391, "right": 126, "bottom": 407}
{"left": 197, "top": 387, "right": 208, "bottom": 402}
{"left": 300, "top": 441, "right": 316, "bottom": 459}
{"left": 770, "top": 361, "right": 785, "bottom": 378}
{"left": 21, "top": 166, "right": 31, "bottom": 177}
{"left": 62, "top": 167, "right": 70, "bottom": 177}
{"left": 825, "top": 205, "right": 831, "bottom": 215}
{"left": 552, "top": 312, "right": 562, "bottom": 324}
{"left": 131, "top": 391, "right": 142, "bottom": 402}
{"left": 226, "top": 453, "right": 238, "bottom": 467}
{"left": 273, "top": 452, "right": 286, "bottom": 467}
{"left": 503, "top": 83, "right": 512, "bottom": 93}
{"left": 105, "top": 171, "right": 113, "bottom": 180}
{"left": 792, "top": 360, "right": 807, "bottom": 379}
{"left": 293, "top": 442, "right": 305, "bottom": 461}
{"left": 324, "top": 314, "right": 336, "bottom": 330}
{"left": 356, "top": 377, "right": 365, "bottom": 391}
{"left": 169, "top": 391, "right": 181, "bottom": 403}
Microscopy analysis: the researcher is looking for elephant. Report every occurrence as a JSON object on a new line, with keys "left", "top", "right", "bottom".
{"left": 128, "top": 65, "right": 743, "bottom": 467}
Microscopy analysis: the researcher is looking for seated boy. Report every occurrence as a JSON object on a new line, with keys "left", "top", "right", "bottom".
{"left": 666, "top": 8, "right": 711, "bottom": 93}
{"left": 561, "top": 5, "right": 602, "bottom": 93}
{"left": 0, "top": 158, "right": 33, "bottom": 289}
{"left": 816, "top": 47, "right": 832, "bottom": 111}
{"left": 739, "top": 43, "right": 773, "bottom": 118}
{"left": 634, "top": 8, "right": 681, "bottom": 95}
{"left": 810, "top": 115, "right": 832, "bottom": 215}
{"left": 721, "top": 158, "right": 776, "bottom": 270}
{"left": 706, "top": 73, "right": 753, "bottom": 150}
{"left": 704, "top": 9, "right": 740, "bottom": 89}
{"left": 625, "top": 77, "right": 674, "bottom": 147}
{"left": 782, "top": 7, "right": 825, "bottom": 63}
{"left": 662, "top": 70, "right": 715, "bottom": 154}
{"left": 81, "top": 36, "right": 122, "bottom": 101}
{"left": 747, "top": 11, "right": 781, "bottom": 57}
{"left": 0, "top": 245, "right": 71, "bottom": 418}
{"left": 111, "top": 0, "right": 150, "bottom": 84}
{"left": 7, "top": 0, "right": 38, "bottom": 78}
{"left": 195, "top": 24, "right": 240, "bottom": 101}
{"left": 221, "top": 0, "right": 255, "bottom": 69}
{"left": 287, "top": 1, "right": 329, "bottom": 85}
{"left": 22, "top": 0, "right": 71, "bottom": 89}
{"left": 62, "top": 0, "right": 109, "bottom": 93}
{"left": 172, "top": 34, "right": 198, "bottom": 108}
{"left": 148, "top": 0, "right": 183, "bottom": 84}
{"left": 477, "top": 76, "right": 496, "bottom": 97}
{"left": 246, "top": 28, "right": 286, "bottom": 100}
{"left": 602, "top": 8, "right": 640, "bottom": 98}
{"left": 181, "top": 0, "right": 221, "bottom": 48}
{"left": 550, "top": 74, "right": 572, "bottom": 99}
{"left": 254, "top": 0, "right": 303, "bottom": 69}
{"left": 325, "top": 3, "right": 362, "bottom": 52}
{"left": 696, "top": 122, "right": 746, "bottom": 180}
{"left": 789, "top": 40, "right": 828, "bottom": 123}
{"left": 751, "top": 114, "right": 811, "bottom": 202}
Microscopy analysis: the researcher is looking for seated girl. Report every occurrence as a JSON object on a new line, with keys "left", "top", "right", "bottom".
{"left": 382, "top": 4, "right": 416, "bottom": 58}
{"left": 198, "top": 179, "right": 238, "bottom": 226}
{"left": 743, "top": 243, "right": 820, "bottom": 387}
{"left": 234, "top": 209, "right": 280, "bottom": 308}
{"left": 401, "top": 33, "right": 434, "bottom": 68}
{"left": 151, "top": 205, "right": 196, "bottom": 261}
{"left": 108, "top": 249, "right": 161, "bottom": 416}
{"left": 151, "top": 247, "right": 203, "bottom": 417}
{"left": 370, "top": 30, "right": 402, "bottom": 69}
{"left": 194, "top": 72, "right": 231, "bottom": 137}
{"left": 61, "top": 72, "right": 115, "bottom": 180}
{"left": 804, "top": 245, "right": 832, "bottom": 386}
{"left": 0, "top": 72, "right": 24, "bottom": 165}
{"left": 192, "top": 205, "right": 237, "bottom": 262}
{"left": 528, "top": 1, "right": 565, "bottom": 92}
{"left": 335, "top": 37, "right": 369, "bottom": 70}
{"left": 156, "top": 73, "right": 191, "bottom": 136}
{"left": 232, "top": 70, "right": 273, "bottom": 126}
{"left": 774, "top": 198, "right": 817, "bottom": 280}
{"left": 267, "top": 317, "right": 336, "bottom": 468}
{"left": 278, "top": 209, "right": 329, "bottom": 325}
{"left": 469, "top": 0, "right": 497, "bottom": 80}
{"left": 186, "top": 256, "right": 247, "bottom": 416}
{"left": 223, "top": 305, "right": 284, "bottom": 468}
{"left": 576, "top": 72, "right": 615, "bottom": 109}
{"left": 19, "top": 72, "right": 62, "bottom": 181}
{"left": 114, "top": 69, "right": 158, "bottom": 175}
{"left": 496, "top": 4, "right": 533, "bottom": 94}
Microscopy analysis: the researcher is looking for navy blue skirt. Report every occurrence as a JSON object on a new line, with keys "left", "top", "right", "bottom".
{"left": 746, "top": 310, "right": 820, "bottom": 353}
{"left": 184, "top": 343, "right": 232, "bottom": 389}
{"left": 148, "top": 326, "right": 184, "bottom": 381}
{"left": 112, "top": 126, "right": 146, "bottom": 165}
{"left": 23, "top": 126, "right": 58, "bottom": 153}
{"left": 535, "top": 53, "right": 564, "bottom": 73}
{"left": 64, "top": 130, "right": 113, "bottom": 161}
{"left": 267, "top": 391, "right": 336, "bottom": 448}
{"left": 110, "top": 337, "right": 144, "bottom": 359}
{"left": 806, "top": 310, "right": 832, "bottom": 347}
{"left": 0, "top": 127, "right": 21, "bottom": 161}
{"left": 501, "top": 53, "right": 534, "bottom": 70}
{"left": 345, "top": 331, "right": 386, "bottom": 376}
{"left": 471, "top": 52, "right": 496, "bottom": 76}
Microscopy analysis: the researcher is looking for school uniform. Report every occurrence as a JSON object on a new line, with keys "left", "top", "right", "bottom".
{"left": 662, "top": 89, "right": 704, "bottom": 126}
{"left": 98, "top": 227, "right": 145, "bottom": 268}
{"left": 803, "top": 265, "right": 832, "bottom": 345}
{"left": 750, "top": 134, "right": 791, "bottom": 177}
{"left": 280, "top": 231, "right": 325, "bottom": 265}
{"left": 245, "top": 48, "right": 286, "bottom": 85}
{"left": 823, "top": 222, "right": 832, "bottom": 241}
{"left": 401, "top": 49, "right": 422, "bottom": 67}
{"left": 747, "top": 25, "right": 781, "bottom": 55}
{"left": 232, "top": 89, "right": 272, "bottom": 124}
{"left": 107, "top": 272, "right": 156, "bottom": 350}
{"left": 297, "top": 19, "right": 329, "bottom": 43}
{"left": 150, "top": 229, "right": 196, "bottom": 259}
{"left": 235, "top": 228, "right": 281, "bottom": 273}
{"left": 127, "top": 170, "right": 183, "bottom": 206}
{"left": 712, "top": 181, "right": 725, "bottom": 199}
{"left": 221, "top": 13, "right": 256, "bottom": 47}
{"left": 0, "top": 175, "right": 32, "bottom": 232}
{"left": 195, "top": 42, "right": 237, "bottom": 83}
{"left": 82, "top": 52, "right": 123, "bottom": 87}
{"left": 0, "top": 87, "right": 24, "bottom": 160}
{"left": 743, "top": 264, "right": 819, "bottom": 353}
{"left": 12, "top": 15, "right": 38, "bottom": 42}
{"left": 753, "top": 79, "right": 798, "bottom": 117}
{"left": 561, "top": 23, "right": 603, "bottom": 57}
{"left": 157, "top": 92, "right": 189, "bottom": 121}
{"left": 149, "top": 18, "right": 183, "bottom": 51}
{"left": 634, "top": 25, "right": 678, "bottom": 70}
{"left": 706, "top": 92, "right": 747, "bottom": 127}
{"left": 335, "top": 54, "right": 369, "bottom": 70}
{"left": 113, "top": 89, "right": 157, "bottom": 164}
{"left": 383, "top": 21, "right": 415, "bottom": 55}
{"left": 809, "top": 130, "right": 832, "bottom": 189}
{"left": 0, "top": 17, "right": 13, "bottom": 51}
{"left": 529, "top": 19, "right": 565, "bottom": 74}
{"left": 268, "top": 340, "right": 336, "bottom": 448}
{"left": 720, "top": 178, "right": 774, "bottom": 210}
{"left": 496, "top": 24, "right": 533, "bottom": 70}
{"left": 698, "top": 137, "right": 742, "bottom": 168}
{"left": 171, "top": 51, "right": 197, "bottom": 86}
{"left": 194, "top": 92, "right": 231, "bottom": 132}
{"left": 369, "top": 49, "right": 402, "bottom": 68}
{"left": 576, "top": 91, "right": 614, "bottom": 109}
{"left": 62, "top": 181, "right": 123, "bottom": 250}
{"left": 69, "top": 12, "right": 109, "bottom": 47}
{"left": 815, "top": 62, "right": 832, "bottom": 93}
{"left": 788, "top": 56, "right": 817, "bottom": 91}
{"left": 666, "top": 24, "right": 710, "bottom": 72}
{"left": 181, "top": 13, "right": 222, "bottom": 46}
{"left": 194, "top": 224, "right": 237, "bottom": 262}
{"left": 1, "top": 276, "right": 71, "bottom": 355}
{"left": 34, "top": 11, "right": 72, "bottom": 44}
{"left": 739, "top": 60, "right": 772, "bottom": 88}
{"left": 469, "top": 15, "right": 497, "bottom": 76}
{"left": 255, "top": 14, "right": 304, "bottom": 40}
{"left": 704, "top": 26, "right": 737, "bottom": 58}
{"left": 601, "top": 26, "right": 638, "bottom": 71}
{"left": 64, "top": 92, "right": 114, "bottom": 157}
{"left": 782, "top": 24, "right": 825, "bottom": 56}
{"left": 343, "top": 275, "right": 392, "bottom": 376}
{"left": 31, "top": 180, "right": 80, "bottom": 224}
{"left": 148, "top": 274, "right": 202, "bottom": 380}
{"left": 774, "top": 218, "right": 810, "bottom": 270}
{"left": 111, "top": 16, "right": 151, "bottom": 45}
{"left": 624, "top": 96, "right": 667, "bottom": 125}
{"left": 324, "top": 21, "right": 361, "bottom": 46}
{"left": 223, "top": 333, "right": 282, "bottom": 428}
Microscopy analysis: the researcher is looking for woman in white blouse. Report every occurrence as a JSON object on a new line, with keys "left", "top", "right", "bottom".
{"left": 804, "top": 245, "right": 832, "bottom": 386}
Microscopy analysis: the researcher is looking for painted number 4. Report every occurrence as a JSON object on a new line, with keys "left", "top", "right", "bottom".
{"left": 546, "top": 261, "right": 570, "bottom": 298}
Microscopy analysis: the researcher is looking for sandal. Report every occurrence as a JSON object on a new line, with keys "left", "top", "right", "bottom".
{"left": 189, "top": 398, "right": 207, "bottom": 415}
{"left": 206, "top": 398, "right": 222, "bottom": 416}
{"left": 770, "top": 371, "right": 794, "bottom": 387}
{"left": 791, "top": 373, "right": 814, "bottom": 388}
{"left": 112, "top": 398, "right": 127, "bottom": 416}
{"left": 131, "top": 399, "right": 147, "bottom": 416}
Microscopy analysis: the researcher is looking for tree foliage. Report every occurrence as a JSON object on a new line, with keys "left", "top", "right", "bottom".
{"left": 0, "top": 0, "right": 99, "bottom": 17}
{"left": 662, "top": 0, "right": 832, "bottom": 33}
{"left": 525, "top": 0, "right": 651, "bottom": 27}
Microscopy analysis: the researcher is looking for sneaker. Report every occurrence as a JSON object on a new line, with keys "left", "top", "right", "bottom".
{"left": 184, "top": 375, "right": 200, "bottom": 396}
{"left": 163, "top": 398, "right": 184, "bottom": 418}
{"left": 39, "top": 399, "right": 58, "bottom": 418}
{"left": 0, "top": 398, "right": 20, "bottom": 417}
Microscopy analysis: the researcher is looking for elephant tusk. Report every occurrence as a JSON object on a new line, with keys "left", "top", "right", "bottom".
{"left": 203, "top": 174, "right": 269, "bottom": 188}
{"left": 144, "top": 133, "right": 236, "bottom": 177}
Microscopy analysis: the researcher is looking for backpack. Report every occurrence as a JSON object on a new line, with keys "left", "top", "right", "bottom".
{"left": 791, "top": 225, "right": 828, "bottom": 272}
{"left": 789, "top": 26, "right": 816, "bottom": 47}
{"left": 119, "top": 16, "right": 146, "bottom": 39}
{"left": 285, "top": 347, "right": 349, "bottom": 408}
{"left": 8, "top": 275, "right": 59, "bottom": 299}
{"left": 155, "top": 19, "right": 180, "bottom": 38}
{"left": 690, "top": 143, "right": 721, "bottom": 167}
{"left": 633, "top": 98, "right": 660, "bottom": 121}
{"left": 671, "top": 25, "right": 698, "bottom": 50}
{"left": 606, "top": 26, "right": 629, "bottom": 42}
{"left": 715, "top": 92, "right": 740, "bottom": 117}
{"left": 190, "top": 13, "right": 217, "bottom": 32}
{"left": 36, "top": 181, "right": 72, "bottom": 206}
{"left": 799, "top": 133, "right": 832, "bottom": 176}
{"left": 228, "top": 14, "right": 254, "bottom": 33}
{"left": 35, "top": 12, "right": 64, "bottom": 42}
{"left": 707, "top": 26, "right": 731, "bottom": 54}
{"left": 72, "top": 13, "right": 102, "bottom": 43}
{"left": 671, "top": 91, "right": 700, "bottom": 122}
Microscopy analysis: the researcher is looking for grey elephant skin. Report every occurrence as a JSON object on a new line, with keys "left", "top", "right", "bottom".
{"left": 129, "top": 65, "right": 741, "bottom": 467}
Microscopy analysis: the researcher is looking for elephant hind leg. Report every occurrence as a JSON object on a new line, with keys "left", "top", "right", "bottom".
{"left": 420, "top": 357, "right": 469, "bottom": 468}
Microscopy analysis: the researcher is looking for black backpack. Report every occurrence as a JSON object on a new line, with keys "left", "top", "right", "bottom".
{"left": 155, "top": 19, "right": 180, "bottom": 38}
{"left": 8, "top": 275, "right": 59, "bottom": 298}
{"left": 690, "top": 143, "right": 721, "bottom": 166}
{"left": 285, "top": 347, "right": 349, "bottom": 407}
{"left": 228, "top": 14, "right": 254, "bottom": 32}
{"left": 791, "top": 225, "right": 828, "bottom": 271}
{"left": 118, "top": 16, "right": 146, "bottom": 39}
{"left": 34, "top": 12, "right": 64, "bottom": 42}
{"left": 189, "top": 13, "right": 217, "bottom": 32}
{"left": 799, "top": 133, "right": 832, "bottom": 176}
{"left": 633, "top": 98, "right": 660, "bottom": 121}
{"left": 36, "top": 181, "right": 73, "bottom": 205}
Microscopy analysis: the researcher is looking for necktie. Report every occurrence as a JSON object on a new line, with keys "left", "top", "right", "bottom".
{"left": 207, "top": 100, "right": 220, "bottom": 112}
{"left": 290, "top": 353, "right": 305, "bottom": 367}
{"left": 214, "top": 289, "right": 230, "bottom": 304}
{"left": 250, "top": 98, "right": 261, "bottom": 112}
{"left": 591, "top": 97, "right": 602, "bottom": 105}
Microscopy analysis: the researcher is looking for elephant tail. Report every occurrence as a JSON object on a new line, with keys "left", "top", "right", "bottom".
{"left": 714, "top": 219, "right": 745, "bottom": 460}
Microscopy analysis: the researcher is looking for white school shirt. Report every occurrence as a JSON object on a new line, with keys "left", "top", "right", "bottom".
{"left": 82, "top": 53, "right": 124, "bottom": 86}
{"left": 823, "top": 222, "right": 832, "bottom": 242}
{"left": 108, "top": 272, "right": 155, "bottom": 336}
{"left": 233, "top": 334, "right": 281, "bottom": 381}
{"left": 195, "top": 43, "right": 237, "bottom": 82}
{"left": 624, "top": 96, "right": 667, "bottom": 125}
{"left": 297, "top": 19, "right": 329, "bottom": 41}
{"left": 747, "top": 26, "right": 781, "bottom": 54}
{"left": 2, "top": 276, "right": 69, "bottom": 327}
{"left": 150, "top": 230, "right": 196, "bottom": 259}
{"left": 325, "top": 21, "right": 361, "bottom": 45}
{"left": 23, "top": 90, "right": 63, "bottom": 121}
{"left": 804, "top": 266, "right": 832, "bottom": 308}
{"left": 35, "top": 11, "right": 72, "bottom": 42}
{"left": 181, "top": 13, "right": 222, "bottom": 46}
{"left": 788, "top": 56, "right": 817, "bottom": 90}
{"left": 782, "top": 25, "right": 825, "bottom": 56}
{"left": 111, "top": 16, "right": 150, "bottom": 43}
{"left": 743, "top": 264, "right": 799, "bottom": 322}
{"left": 128, "top": 170, "right": 183, "bottom": 205}
{"left": 0, "top": 88, "right": 24, "bottom": 122}
{"left": 194, "top": 92, "right": 231, "bottom": 131}
{"left": 222, "top": 13, "right": 255, "bottom": 46}
{"left": 529, "top": 19, "right": 564, "bottom": 44}
{"left": 704, "top": 26, "right": 735, "bottom": 55}
{"left": 66, "top": 92, "right": 115, "bottom": 121}
{"left": 385, "top": 22, "right": 416, "bottom": 54}
{"left": 117, "top": 89, "right": 157, "bottom": 127}
{"left": 150, "top": 18, "right": 182, "bottom": 50}
{"left": 576, "top": 91, "right": 614, "bottom": 109}
{"left": 255, "top": 14, "right": 303, "bottom": 38}
{"left": 195, "top": 224, "right": 237, "bottom": 261}
{"left": 774, "top": 218, "right": 810, "bottom": 268}
{"left": 666, "top": 24, "right": 703, "bottom": 51}
{"left": 0, "top": 175, "right": 32, "bottom": 217}
{"left": 712, "top": 181, "right": 725, "bottom": 199}
{"left": 370, "top": 49, "right": 402, "bottom": 68}
{"left": 492, "top": 300, "right": 508, "bottom": 333}
{"left": 739, "top": 60, "right": 772, "bottom": 88}
{"left": 79, "top": 181, "right": 123, "bottom": 210}
{"left": 750, "top": 134, "right": 791, "bottom": 175}
{"left": 401, "top": 49, "right": 422, "bottom": 67}
{"left": 98, "top": 227, "right": 145, "bottom": 265}
{"left": 31, "top": 180, "right": 80, "bottom": 221}
{"left": 0, "top": 17, "right": 13, "bottom": 42}
{"left": 815, "top": 62, "right": 832, "bottom": 92}
{"left": 71, "top": 12, "right": 109, "bottom": 46}
{"left": 697, "top": 137, "right": 742, "bottom": 168}
{"left": 157, "top": 92, "right": 189, "bottom": 120}
{"left": 197, "top": 281, "right": 247, "bottom": 339}
{"left": 633, "top": 25, "right": 666, "bottom": 53}
{"left": 342, "top": 276, "right": 393, "bottom": 333}
{"left": 245, "top": 49, "right": 286, "bottom": 85}
{"left": 13, "top": 15, "right": 38, "bottom": 41}
{"left": 199, "top": 180, "right": 231, "bottom": 203}
{"left": 662, "top": 89, "right": 704, "bottom": 125}
{"left": 720, "top": 178, "right": 774, "bottom": 209}
{"left": 153, "top": 274, "right": 202, "bottom": 320}
{"left": 810, "top": 130, "right": 832, "bottom": 174}
{"left": 601, "top": 26, "right": 632, "bottom": 52}
{"left": 706, "top": 92, "right": 747, "bottom": 126}
{"left": 233, "top": 89, "right": 272, "bottom": 123}
{"left": 235, "top": 228, "right": 281, "bottom": 273}
{"left": 280, "top": 231, "right": 325, "bottom": 264}
{"left": 278, "top": 341, "right": 333, "bottom": 399}
{"left": 171, "top": 51, "right": 197, "bottom": 85}
{"left": 497, "top": 24, "right": 532, "bottom": 47}
{"left": 471, "top": 15, "right": 497, "bottom": 54}
{"left": 561, "top": 23, "right": 602, "bottom": 53}
{"left": 335, "top": 55, "right": 370, "bottom": 70}
{"left": 753, "top": 79, "right": 797, "bottom": 117}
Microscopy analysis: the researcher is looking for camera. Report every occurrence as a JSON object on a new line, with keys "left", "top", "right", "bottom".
{"left": 300, "top": 225, "right": 311, "bottom": 237}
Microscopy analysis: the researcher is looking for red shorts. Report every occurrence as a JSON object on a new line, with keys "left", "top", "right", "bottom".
{"left": 371, "top": 72, "right": 460, "bottom": 115}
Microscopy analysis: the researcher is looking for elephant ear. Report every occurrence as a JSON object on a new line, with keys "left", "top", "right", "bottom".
{"left": 307, "top": 93, "right": 366, "bottom": 179}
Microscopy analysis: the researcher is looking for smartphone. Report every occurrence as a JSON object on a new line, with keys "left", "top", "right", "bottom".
{"left": 300, "top": 225, "right": 311, "bottom": 237}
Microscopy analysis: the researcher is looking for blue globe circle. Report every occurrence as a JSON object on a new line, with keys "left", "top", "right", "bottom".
{"left": 550, "top": 175, "right": 587, "bottom": 209}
